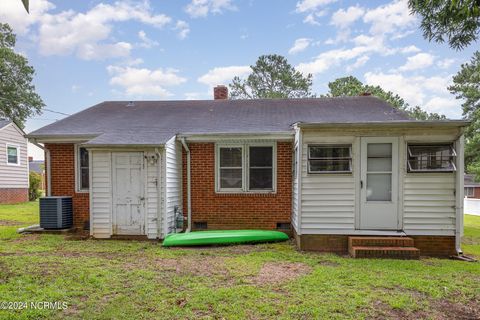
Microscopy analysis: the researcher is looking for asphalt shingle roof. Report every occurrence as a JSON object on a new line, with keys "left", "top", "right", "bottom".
{"left": 0, "top": 119, "right": 11, "bottom": 129}
{"left": 28, "top": 97, "right": 412, "bottom": 145}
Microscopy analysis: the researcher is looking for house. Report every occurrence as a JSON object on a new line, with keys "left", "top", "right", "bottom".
{"left": 0, "top": 119, "right": 29, "bottom": 204}
{"left": 464, "top": 174, "right": 480, "bottom": 198}
{"left": 27, "top": 86, "right": 468, "bottom": 257}
{"left": 28, "top": 157, "right": 46, "bottom": 191}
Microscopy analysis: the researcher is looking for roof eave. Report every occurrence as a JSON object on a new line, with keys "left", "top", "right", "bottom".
{"left": 294, "top": 120, "right": 470, "bottom": 129}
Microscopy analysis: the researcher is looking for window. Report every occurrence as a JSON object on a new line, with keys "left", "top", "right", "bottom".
{"left": 249, "top": 146, "right": 273, "bottom": 190}
{"left": 76, "top": 146, "right": 89, "bottom": 191}
{"left": 216, "top": 143, "right": 275, "bottom": 192}
{"left": 308, "top": 145, "right": 352, "bottom": 173}
{"left": 465, "top": 187, "right": 474, "bottom": 198}
{"left": 6, "top": 145, "right": 19, "bottom": 165}
{"left": 407, "top": 144, "right": 456, "bottom": 172}
{"left": 219, "top": 147, "right": 243, "bottom": 190}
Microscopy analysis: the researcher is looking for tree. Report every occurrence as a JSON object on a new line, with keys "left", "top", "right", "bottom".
{"left": 229, "top": 54, "right": 314, "bottom": 99}
{"left": 325, "top": 76, "right": 446, "bottom": 120}
{"left": 449, "top": 51, "right": 480, "bottom": 178}
{"left": 0, "top": 23, "right": 44, "bottom": 128}
{"left": 408, "top": 0, "right": 480, "bottom": 50}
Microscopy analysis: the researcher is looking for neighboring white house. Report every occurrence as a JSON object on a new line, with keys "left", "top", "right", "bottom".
{"left": 0, "top": 119, "right": 29, "bottom": 203}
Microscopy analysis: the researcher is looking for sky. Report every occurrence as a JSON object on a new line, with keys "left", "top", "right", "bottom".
{"left": 1, "top": 0, "right": 477, "bottom": 160}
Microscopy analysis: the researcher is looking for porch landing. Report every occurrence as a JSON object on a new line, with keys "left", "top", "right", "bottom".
{"left": 348, "top": 236, "right": 420, "bottom": 259}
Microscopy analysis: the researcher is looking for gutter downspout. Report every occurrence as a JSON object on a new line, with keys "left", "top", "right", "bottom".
{"left": 180, "top": 137, "right": 191, "bottom": 233}
{"left": 155, "top": 148, "right": 163, "bottom": 237}
{"left": 30, "top": 139, "right": 51, "bottom": 197}
{"left": 455, "top": 133, "right": 465, "bottom": 255}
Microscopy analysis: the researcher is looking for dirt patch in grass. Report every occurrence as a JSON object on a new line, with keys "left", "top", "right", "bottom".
{"left": 432, "top": 298, "right": 480, "bottom": 320}
{"left": 318, "top": 260, "right": 340, "bottom": 267}
{"left": 0, "top": 219, "right": 22, "bottom": 226}
{"left": 11, "top": 233, "right": 40, "bottom": 243}
{"left": 249, "top": 262, "right": 311, "bottom": 285}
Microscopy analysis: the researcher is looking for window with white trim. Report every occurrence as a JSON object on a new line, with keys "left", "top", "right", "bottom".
{"left": 216, "top": 143, "right": 275, "bottom": 192}
{"left": 308, "top": 145, "right": 352, "bottom": 173}
{"left": 407, "top": 144, "right": 456, "bottom": 172}
{"left": 465, "top": 187, "right": 474, "bottom": 198}
{"left": 76, "top": 146, "right": 89, "bottom": 191}
{"left": 6, "top": 144, "right": 20, "bottom": 165}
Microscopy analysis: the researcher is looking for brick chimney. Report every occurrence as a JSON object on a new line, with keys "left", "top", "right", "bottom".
{"left": 213, "top": 85, "right": 228, "bottom": 100}
{"left": 28, "top": 156, "right": 33, "bottom": 162}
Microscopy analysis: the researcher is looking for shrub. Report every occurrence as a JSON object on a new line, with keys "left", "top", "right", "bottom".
{"left": 29, "top": 171, "right": 42, "bottom": 201}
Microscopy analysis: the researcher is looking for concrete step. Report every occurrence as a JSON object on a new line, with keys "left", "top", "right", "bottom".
{"left": 348, "top": 236, "right": 415, "bottom": 248}
{"left": 349, "top": 246, "right": 420, "bottom": 259}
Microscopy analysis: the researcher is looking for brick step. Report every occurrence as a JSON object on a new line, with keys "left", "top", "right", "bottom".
{"left": 349, "top": 246, "right": 420, "bottom": 259}
{"left": 348, "top": 236, "right": 415, "bottom": 248}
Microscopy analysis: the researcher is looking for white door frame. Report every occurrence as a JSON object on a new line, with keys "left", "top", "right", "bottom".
{"left": 112, "top": 151, "right": 146, "bottom": 235}
{"left": 359, "top": 137, "right": 400, "bottom": 230}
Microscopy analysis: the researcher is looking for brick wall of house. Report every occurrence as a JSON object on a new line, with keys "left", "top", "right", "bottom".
{"left": 473, "top": 186, "right": 480, "bottom": 199}
{"left": 182, "top": 142, "right": 292, "bottom": 230}
{"left": 293, "top": 229, "right": 457, "bottom": 257}
{"left": 0, "top": 188, "right": 28, "bottom": 204}
{"left": 411, "top": 236, "right": 456, "bottom": 257}
{"left": 45, "top": 144, "right": 90, "bottom": 230}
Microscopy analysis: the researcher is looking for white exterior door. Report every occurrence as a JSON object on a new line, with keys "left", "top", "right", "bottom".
{"left": 112, "top": 152, "right": 145, "bottom": 235}
{"left": 360, "top": 137, "right": 399, "bottom": 230}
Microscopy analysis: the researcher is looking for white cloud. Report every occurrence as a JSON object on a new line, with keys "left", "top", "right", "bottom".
{"left": 107, "top": 65, "right": 186, "bottom": 97}
{"left": 363, "top": 0, "right": 416, "bottom": 36}
{"left": 303, "top": 11, "right": 327, "bottom": 25}
{"left": 138, "top": 30, "right": 159, "bottom": 48}
{"left": 347, "top": 55, "right": 369, "bottom": 72}
{"left": 175, "top": 20, "right": 190, "bottom": 39}
{"left": 198, "top": 65, "right": 250, "bottom": 88}
{"left": 400, "top": 45, "right": 421, "bottom": 54}
{"left": 364, "top": 71, "right": 460, "bottom": 118}
{"left": 1, "top": 0, "right": 172, "bottom": 60}
{"left": 331, "top": 5, "right": 365, "bottom": 29}
{"left": 0, "top": 0, "right": 54, "bottom": 34}
{"left": 398, "top": 52, "right": 435, "bottom": 72}
{"left": 288, "top": 38, "right": 312, "bottom": 55}
{"left": 437, "top": 58, "right": 456, "bottom": 69}
{"left": 185, "top": 0, "right": 236, "bottom": 18}
{"left": 185, "top": 92, "right": 205, "bottom": 100}
{"left": 295, "top": 0, "right": 337, "bottom": 13}
{"left": 424, "top": 97, "right": 459, "bottom": 117}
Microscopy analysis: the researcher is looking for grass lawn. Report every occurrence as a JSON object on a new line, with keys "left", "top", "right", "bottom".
{"left": 0, "top": 203, "right": 479, "bottom": 319}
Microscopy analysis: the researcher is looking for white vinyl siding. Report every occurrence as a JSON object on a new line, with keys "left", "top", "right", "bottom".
{"left": 90, "top": 151, "right": 112, "bottom": 238}
{"left": 0, "top": 124, "right": 28, "bottom": 188}
{"left": 164, "top": 136, "right": 182, "bottom": 237}
{"left": 403, "top": 173, "right": 456, "bottom": 235}
{"left": 90, "top": 148, "right": 163, "bottom": 239}
{"left": 300, "top": 134, "right": 356, "bottom": 234}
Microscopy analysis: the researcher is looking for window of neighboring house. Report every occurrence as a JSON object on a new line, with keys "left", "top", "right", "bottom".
{"left": 6, "top": 145, "right": 20, "bottom": 165}
{"left": 308, "top": 145, "right": 352, "bottom": 173}
{"left": 76, "top": 146, "right": 89, "bottom": 191}
{"left": 465, "top": 187, "right": 475, "bottom": 198}
{"left": 407, "top": 144, "right": 456, "bottom": 172}
{"left": 217, "top": 143, "right": 275, "bottom": 192}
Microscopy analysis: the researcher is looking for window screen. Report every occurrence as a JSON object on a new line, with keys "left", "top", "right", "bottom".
{"left": 407, "top": 144, "right": 456, "bottom": 172}
{"left": 308, "top": 145, "right": 352, "bottom": 173}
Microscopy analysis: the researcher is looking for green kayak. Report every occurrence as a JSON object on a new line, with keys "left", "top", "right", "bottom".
{"left": 162, "top": 230, "right": 289, "bottom": 247}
